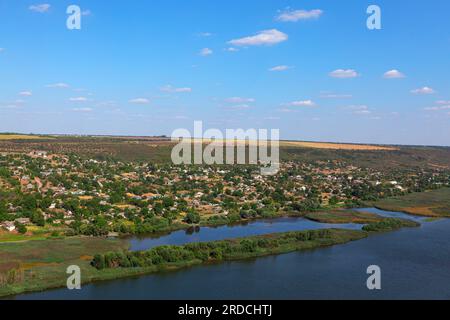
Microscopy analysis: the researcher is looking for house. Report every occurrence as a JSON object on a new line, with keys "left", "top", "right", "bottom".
{"left": 15, "top": 218, "right": 31, "bottom": 225}
{"left": 1, "top": 221, "right": 16, "bottom": 232}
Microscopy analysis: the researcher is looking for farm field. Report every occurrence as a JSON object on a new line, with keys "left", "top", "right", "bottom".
{"left": 0, "top": 134, "right": 53, "bottom": 140}
{"left": 280, "top": 141, "right": 396, "bottom": 151}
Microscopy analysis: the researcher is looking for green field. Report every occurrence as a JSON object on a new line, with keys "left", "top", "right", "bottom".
{"left": 305, "top": 210, "right": 384, "bottom": 224}
{"left": 372, "top": 188, "right": 450, "bottom": 217}
{"left": 0, "top": 237, "right": 128, "bottom": 297}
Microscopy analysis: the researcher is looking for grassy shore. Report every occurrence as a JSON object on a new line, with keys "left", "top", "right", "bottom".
{"left": 304, "top": 210, "right": 383, "bottom": 224}
{"left": 371, "top": 188, "right": 450, "bottom": 218}
{"left": 0, "top": 210, "right": 423, "bottom": 298}
{"left": 1, "top": 229, "right": 366, "bottom": 297}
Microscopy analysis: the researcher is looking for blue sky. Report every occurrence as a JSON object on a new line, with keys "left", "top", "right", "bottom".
{"left": 1, "top": 0, "right": 450, "bottom": 145}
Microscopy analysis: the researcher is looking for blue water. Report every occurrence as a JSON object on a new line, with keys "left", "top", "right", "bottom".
{"left": 128, "top": 217, "right": 361, "bottom": 251}
{"left": 11, "top": 209, "right": 450, "bottom": 300}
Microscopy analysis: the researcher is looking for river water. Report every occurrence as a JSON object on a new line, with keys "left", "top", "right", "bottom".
{"left": 13, "top": 209, "right": 450, "bottom": 300}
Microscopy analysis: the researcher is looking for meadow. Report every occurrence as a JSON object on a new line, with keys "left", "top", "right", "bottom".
{"left": 372, "top": 188, "right": 450, "bottom": 217}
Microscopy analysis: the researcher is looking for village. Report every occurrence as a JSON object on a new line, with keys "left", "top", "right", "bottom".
{"left": 1, "top": 150, "right": 449, "bottom": 237}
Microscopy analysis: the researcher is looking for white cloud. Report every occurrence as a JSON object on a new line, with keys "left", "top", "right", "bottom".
{"left": 276, "top": 9, "right": 323, "bottom": 22}
{"left": 424, "top": 101, "right": 450, "bottom": 111}
{"left": 383, "top": 69, "right": 405, "bottom": 79}
{"left": 424, "top": 105, "right": 450, "bottom": 111}
{"left": 228, "top": 29, "right": 288, "bottom": 46}
{"left": 160, "top": 85, "right": 192, "bottom": 93}
{"left": 174, "top": 115, "right": 190, "bottom": 120}
{"left": 320, "top": 93, "right": 353, "bottom": 99}
{"left": 269, "top": 65, "right": 290, "bottom": 72}
{"left": 225, "top": 47, "right": 239, "bottom": 52}
{"left": 226, "top": 104, "right": 251, "bottom": 110}
{"left": 29, "top": 4, "right": 51, "bottom": 13}
{"left": 72, "top": 107, "right": 92, "bottom": 112}
{"left": 0, "top": 104, "right": 19, "bottom": 109}
{"left": 411, "top": 86, "right": 435, "bottom": 95}
{"left": 278, "top": 108, "right": 297, "bottom": 113}
{"left": 129, "top": 98, "right": 150, "bottom": 104}
{"left": 198, "top": 32, "right": 213, "bottom": 37}
{"left": 286, "top": 100, "right": 316, "bottom": 107}
{"left": 69, "top": 97, "right": 88, "bottom": 102}
{"left": 199, "top": 48, "right": 213, "bottom": 56}
{"left": 225, "top": 97, "right": 255, "bottom": 103}
{"left": 19, "top": 91, "right": 32, "bottom": 97}
{"left": 329, "top": 69, "right": 359, "bottom": 79}
{"left": 46, "top": 83, "right": 70, "bottom": 88}
{"left": 346, "top": 105, "right": 372, "bottom": 115}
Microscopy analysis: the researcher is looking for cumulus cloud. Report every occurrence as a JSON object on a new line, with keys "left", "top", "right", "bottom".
{"left": 225, "top": 97, "right": 255, "bottom": 103}
{"left": 72, "top": 107, "right": 92, "bottom": 112}
{"left": 276, "top": 9, "right": 323, "bottom": 22}
{"left": 46, "top": 83, "right": 70, "bottom": 88}
{"left": 225, "top": 104, "right": 251, "bottom": 110}
{"left": 424, "top": 105, "right": 450, "bottom": 111}
{"left": 411, "top": 86, "right": 436, "bottom": 95}
{"left": 19, "top": 91, "right": 32, "bottom": 97}
{"left": 424, "top": 101, "right": 450, "bottom": 111}
{"left": 228, "top": 29, "right": 288, "bottom": 46}
{"left": 129, "top": 98, "right": 150, "bottom": 104}
{"left": 69, "top": 97, "right": 88, "bottom": 102}
{"left": 346, "top": 105, "right": 371, "bottom": 115}
{"left": 199, "top": 48, "right": 213, "bottom": 56}
{"left": 198, "top": 32, "right": 213, "bottom": 37}
{"left": 320, "top": 92, "right": 353, "bottom": 99}
{"left": 0, "top": 104, "right": 20, "bottom": 109}
{"left": 383, "top": 69, "right": 406, "bottom": 79}
{"left": 160, "top": 85, "right": 192, "bottom": 93}
{"left": 269, "top": 65, "right": 290, "bottom": 72}
{"left": 29, "top": 4, "right": 51, "bottom": 13}
{"left": 329, "top": 69, "right": 359, "bottom": 79}
{"left": 286, "top": 100, "right": 316, "bottom": 107}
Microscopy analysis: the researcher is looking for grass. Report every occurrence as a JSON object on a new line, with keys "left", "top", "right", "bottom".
{"left": 372, "top": 188, "right": 450, "bottom": 217}
{"left": 0, "top": 237, "right": 128, "bottom": 297}
{"left": 305, "top": 210, "right": 383, "bottom": 224}
{"left": 362, "top": 218, "right": 420, "bottom": 232}
{"left": 93, "top": 229, "right": 368, "bottom": 271}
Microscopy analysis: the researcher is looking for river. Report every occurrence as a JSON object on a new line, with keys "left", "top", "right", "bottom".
{"left": 13, "top": 208, "right": 450, "bottom": 300}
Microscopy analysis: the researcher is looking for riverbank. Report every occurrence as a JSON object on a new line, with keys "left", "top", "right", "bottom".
{"left": 370, "top": 188, "right": 450, "bottom": 218}
{"left": 0, "top": 215, "right": 420, "bottom": 298}
{"left": 1, "top": 228, "right": 367, "bottom": 298}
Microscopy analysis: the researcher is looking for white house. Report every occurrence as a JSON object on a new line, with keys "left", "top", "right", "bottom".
{"left": 1, "top": 221, "right": 16, "bottom": 232}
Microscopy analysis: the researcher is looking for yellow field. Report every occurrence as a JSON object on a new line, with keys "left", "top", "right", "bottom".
{"left": 0, "top": 134, "right": 52, "bottom": 140}
{"left": 280, "top": 141, "right": 397, "bottom": 151}
{"left": 181, "top": 138, "right": 396, "bottom": 151}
